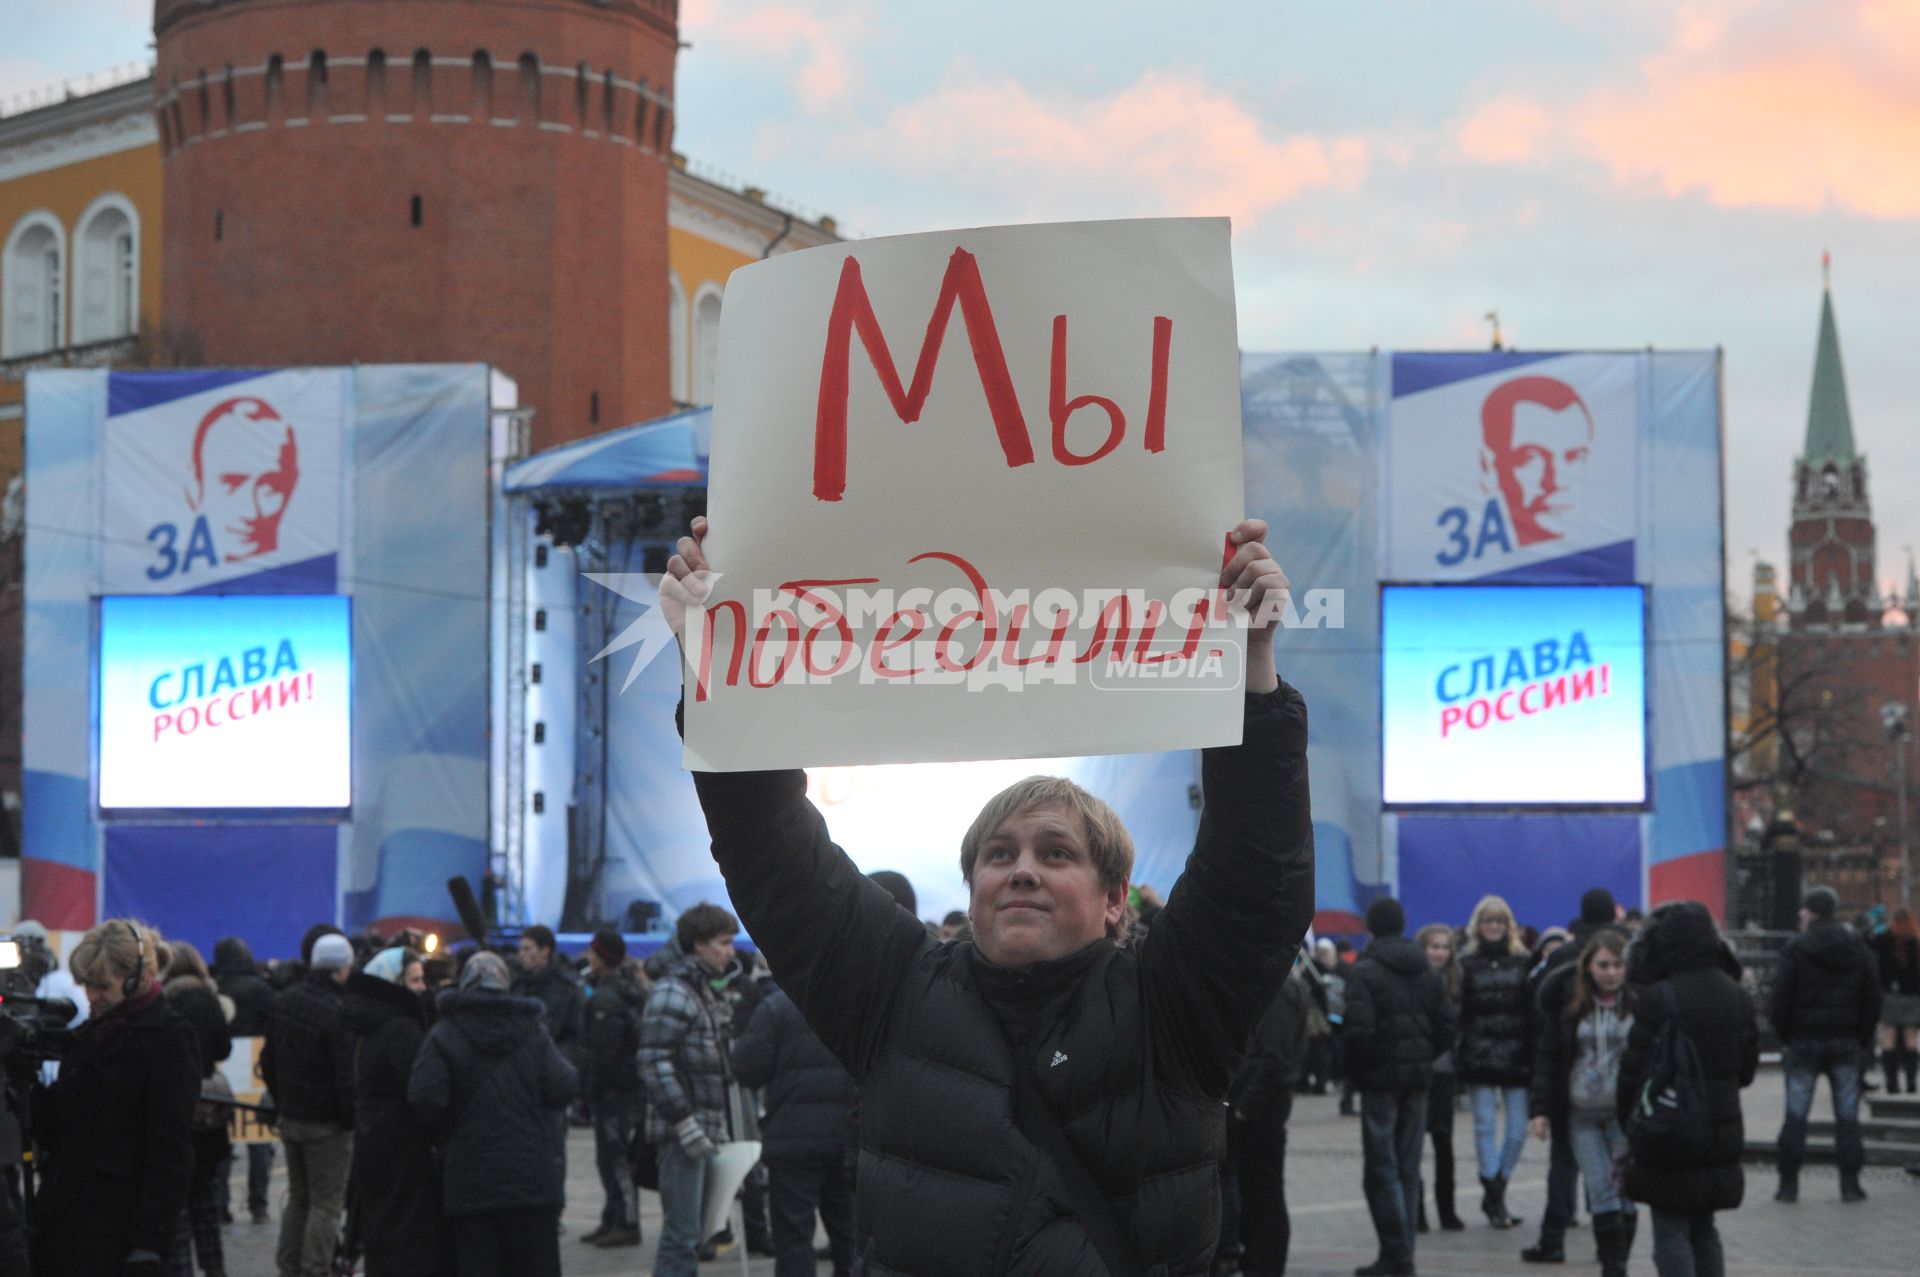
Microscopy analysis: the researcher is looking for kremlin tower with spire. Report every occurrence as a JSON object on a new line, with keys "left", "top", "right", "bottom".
{"left": 1755, "top": 259, "right": 1920, "bottom": 913}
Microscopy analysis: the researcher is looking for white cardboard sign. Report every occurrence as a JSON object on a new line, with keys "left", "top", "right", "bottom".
{"left": 683, "top": 218, "right": 1247, "bottom": 771}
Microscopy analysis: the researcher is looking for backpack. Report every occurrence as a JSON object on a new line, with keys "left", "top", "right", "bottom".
{"left": 1626, "top": 982, "right": 1711, "bottom": 1166}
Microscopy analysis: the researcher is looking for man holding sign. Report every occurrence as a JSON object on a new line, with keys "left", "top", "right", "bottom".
{"left": 662, "top": 507, "right": 1311, "bottom": 1275}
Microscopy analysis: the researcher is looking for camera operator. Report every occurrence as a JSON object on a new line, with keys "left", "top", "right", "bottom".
{"left": 29, "top": 919, "right": 200, "bottom": 1275}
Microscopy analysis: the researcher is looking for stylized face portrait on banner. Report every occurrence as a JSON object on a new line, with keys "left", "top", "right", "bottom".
{"left": 100, "top": 370, "right": 347, "bottom": 593}
{"left": 683, "top": 218, "right": 1247, "bottom": 772}
{"left": 1385, "top": 353, "right": 1643, "bottom": 583}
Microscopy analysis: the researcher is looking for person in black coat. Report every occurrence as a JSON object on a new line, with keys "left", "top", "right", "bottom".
{"left": 1770, "top": 886, "right": 1882, "bottom": 1203}
{"left": 1344, "top": 896, "right": 1457, "bottom": 1277}
{"left": 1615, "top": 901, "right": 1757, "bottom": 1277}
{"left": 1872, "top": 907, "right": 1920, "bottom": 1093}
{"left": 580, "top": 929, "right": 648, "bottom": 1248}
{"left": 210, "top": 935, "right": 276, "bottom": 1226}
{"left": 29, "top": 919, "right": 201, "bottom": 1277}
{"left": 1456, "top": 894, "right": 1534, "bottom": 1230}
{"left": 211, "top": 936, "right": 273, "bottom": 1037}
{"left": 1225, "top": 958, "right": 1313, "bottom": 1277}
{"left": 159, "top": 941, "right": 233, "bottom": 1277}
{"left": 733, "top": 978, "right": 858, "bottom": 1277}
{"left": 341, "top": 948, "right": 450, "bottom": 1277}
{"left": 408, "top": 951, "right": 579, "bottom": 1277}
{"left": 664, "top": 515, "right": 1312, "bottom": 1277}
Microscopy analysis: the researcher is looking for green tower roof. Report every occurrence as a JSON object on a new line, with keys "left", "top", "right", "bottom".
{"left": 1804, "top": 285, "right": 1857, "bottom": 466}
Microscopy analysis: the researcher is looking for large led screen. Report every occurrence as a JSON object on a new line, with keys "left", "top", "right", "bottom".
{"left": 1382, "top": 585, "right": 1647, "bottom": 806}
{"left": 99, "top": 594, "right": 352, "bottom": 810}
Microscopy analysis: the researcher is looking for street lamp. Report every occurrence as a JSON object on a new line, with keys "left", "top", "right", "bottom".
{"left": 1883, "top": 702, "right": 1914, "bottom": 908}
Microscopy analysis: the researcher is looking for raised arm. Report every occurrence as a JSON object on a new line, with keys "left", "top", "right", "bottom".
{"left": 1131, "top": 520, "right": 1314, "bottom": 1094}
{"left": 665, "top": 518, "right": 933, "bottom": 1078}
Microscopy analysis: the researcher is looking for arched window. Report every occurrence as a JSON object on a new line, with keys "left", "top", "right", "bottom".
{"left": 411, "top": 49, "right": 432, "bottom": 116}
{"left": 691, "top": 285, "right": 723, "bottom": 407}
{"left": 635, "top": 80, "right": 650, "bottom": 146}
{"left": 667, "top": 274, "right": 688, "bottom": 404}
{"left": 307, "top": 50, "right": 328, "bottom": 117}
{"left": 471, "top": 51, "right": 493, "bottom": 120}
{"left": 72, "top": 195, "right": 139, "bottom": 344}
{"left": 602, "top": 69, "right": 616, "bottom": 135}
{"left": 265, "top": 55, "right": 284, "bottom": 122}
{"left": 2, "top": 212, "right": 67, "bottom": 357}
{"left": 654, "top": 101, "right": 669, "bottom": 152}
{"left": 518, "top": 53, "right": 540, "bottom": 123}
{"left": 575, "top": 62, "right": 590, "bottom": 129}
{"left": 366, "top": 49, "right": 387, "bottom": 116}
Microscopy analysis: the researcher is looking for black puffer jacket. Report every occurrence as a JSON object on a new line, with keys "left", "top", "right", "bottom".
{"left": 511, "top": 961, "right": 586, "bottom": 1050}
{"left": 1344, "top": 935, "right": 1457, "bottom": 1093}
{"left": 732, "top": 982, "right": 858, "bottom": 1165}
{"left": 1616, "top": 902, "right": 1758, "bottom": 1214}
{"left": 212, "top": 937, "right": 275, "bottom": 1037}
{"left": 1456, "top": 948, "right": 1534, "bottom": 1087}
{"left": 30, "top": 990, "right": 201, "bottom": 1276}
{"left": 582, "top": 960, "right": 648, "bottom": 1097}
{"left": 688, "top": 686, "right": 1315, "bottom": 1276}
{"left": 408, "top": 989, "right": 579, "bottom": 1218}
{"left": 1770, "top": 919, "right": 1882, "bottom": 1046}
{"left": 342, "top": 973, "right": 450, "bottom": 1274}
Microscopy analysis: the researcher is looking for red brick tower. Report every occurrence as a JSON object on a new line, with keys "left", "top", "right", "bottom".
{"left": 1776, "top": 262, "right": 1920, "bottom": 909}
{"left": 153, "top": 0, "right": 678, "bottom": 449}
{"left": 1787, "top": 271, "right": 1876, "bottom": 627}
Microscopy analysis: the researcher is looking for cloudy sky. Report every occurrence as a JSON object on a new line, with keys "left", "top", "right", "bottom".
{"left": 10, "top": 0, "right": 1918, "bottom": 594}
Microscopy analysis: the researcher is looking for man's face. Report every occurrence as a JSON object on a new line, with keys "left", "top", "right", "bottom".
{"left": 188, "top": 398, "right": 299, "bottom": 562}
{"left": 404, "top": 962, "right": 427, "bottom": 994}
{"left": 968, "top": 804, "right": 1125, "bottom": 968}
{"left": 518, "top": 937, "right": 549, "bottom": 973}
{"left": 1797, "top": 907, "right": 1814, "bottom": 931}
{"left": 1481, "top": 380, "right": 1594, "bottom": 546}
{"left": 693, "top": 933, "right": 735, "bottom": 975}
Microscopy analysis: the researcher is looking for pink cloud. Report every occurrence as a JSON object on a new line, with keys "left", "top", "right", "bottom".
{"left": 846, "top": 70, "right": 1367, "bottom": 229}
{"left": 679, "top": 0, "right": 861, "bottom": 111}
{"left": 1457, "top": 1, "right": 1920, "bottom": 218}
{"left": 1458, "top": 95, "right": 1552, "bottom": 165}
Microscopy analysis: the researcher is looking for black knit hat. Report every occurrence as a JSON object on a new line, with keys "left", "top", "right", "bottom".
{"left": 1366, "top": 896, "right": 1406, "bottom": 938}
{"left": 1802, "top": 886, "right": 1838, "bottom": 919}
{"left": 590, "top": 928, "right": 627, "bottom": 965}
{"left": 1580, "top": 888, "right": 1618, "bottom": 927}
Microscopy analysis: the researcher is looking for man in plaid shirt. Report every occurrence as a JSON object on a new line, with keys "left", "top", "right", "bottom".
{"left": 639, "top": 902, "right": 741, "bottom": 1277}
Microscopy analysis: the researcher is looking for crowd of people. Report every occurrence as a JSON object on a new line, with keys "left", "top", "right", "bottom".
{"left": 9, "top": 877, "right": 1920, "bottom": 1277}
{"left": 1208, "top": 887, "right": 1920, "bottom": 1277}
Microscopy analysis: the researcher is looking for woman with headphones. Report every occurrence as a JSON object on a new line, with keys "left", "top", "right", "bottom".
{"left": 30, "top": 918, "right": 202, "bottom": 1275}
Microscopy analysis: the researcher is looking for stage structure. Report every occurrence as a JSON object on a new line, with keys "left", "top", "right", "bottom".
{"left": 502, "top": 350, "right": 1726, "bottom": 937}
{"left": 21, "top": 365, "right": 513, "bottom": 958}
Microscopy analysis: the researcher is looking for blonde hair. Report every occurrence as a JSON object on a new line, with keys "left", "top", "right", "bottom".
{"left": 1466, "top": 895, "right": 1525, "bottom": 957}
{"left": 70, "top": 918, "right": 161, "bottom": 989}
{"left": 960, "top": 777, "right": 1134, "bottom": 888}
{"left": 959, "top": 777, "right": 1133, "bottom": 938}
